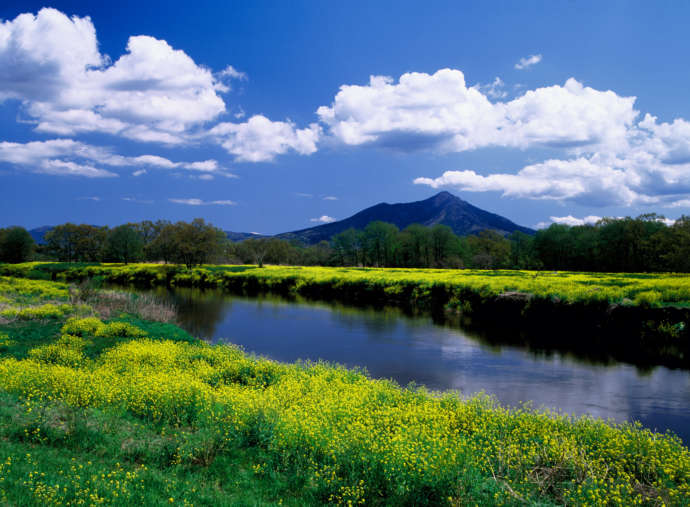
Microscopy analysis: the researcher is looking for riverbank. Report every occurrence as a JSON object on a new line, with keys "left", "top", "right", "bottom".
{"left": 2, "top": 262, "right": 689, "bottom": 368}
{"left": 1, "top": 275, "right": 689, "bottom": 505}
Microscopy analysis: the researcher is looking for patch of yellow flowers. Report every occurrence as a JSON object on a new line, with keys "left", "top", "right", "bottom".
{"left": 5, "top": 262, "right": 690, "bottom": 306}
{"left": 0, "top": 314, "right": 688, "bottom": 504}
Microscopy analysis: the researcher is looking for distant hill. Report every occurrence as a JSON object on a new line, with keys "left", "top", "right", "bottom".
{"left": 225, "top": 231, "right": 266, "bottom": 242}
{"left": 276, "top": 192, "right": 534, "bottom": 244}
{"left": 28, "top": 193, "right": 533, "bottom": 246}
{"left": 29, "top": 226, "right": 53, "bottom": 244}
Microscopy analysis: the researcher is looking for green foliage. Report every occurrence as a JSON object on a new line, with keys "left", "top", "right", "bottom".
{"left": 1, "top": 303, "right": 72, "bottom": 320}
{"left": 534, "top": 214, "right": 690, "bottom": 272}
{"left": 104, "top": 224, "right": 144, "bottom": 264}
{"left": 44, "top": 223, "right": 108, "bottom": 263}
{"left": 165, "top": 218, "right": 227, "bottom": 268}
{"left": 6, "top": 262, "right": 690, "bottom": 308}
{"left": 634, "top": 290, "right": 663, "bottom": 307}
{"left": 15, "top": 211, "right": 690, "bottom": 272}
{"left": 0, "top": 226, "right": 35, "bottom": 263}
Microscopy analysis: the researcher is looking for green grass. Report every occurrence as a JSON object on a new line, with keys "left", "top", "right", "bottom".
{"left": 4, "top": 262, "right": 690, "bottom": 306}
{"left": 0, "top": 275, "right": 689, "bottom": 505}
{"left": 0, "top": 392, "right": 308, "bottom": 506}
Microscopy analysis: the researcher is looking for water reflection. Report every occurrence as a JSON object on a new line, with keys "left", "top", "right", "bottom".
{"left": 141, "top": 287, "right": 690, "bottom": 443}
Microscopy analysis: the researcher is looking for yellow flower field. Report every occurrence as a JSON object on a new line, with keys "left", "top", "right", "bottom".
{"left": 0, "top": 276, "right": 688, "bottom": 505}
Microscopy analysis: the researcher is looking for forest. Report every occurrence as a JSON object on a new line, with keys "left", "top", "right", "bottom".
{"left": 1, "top": 213, "right": 689, "bottom": 272}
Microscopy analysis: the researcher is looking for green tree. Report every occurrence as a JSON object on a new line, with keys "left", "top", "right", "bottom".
{"left": 44, "top": 224, "right": 108, "bottom": 262}
{"left": 332, "top": 228, "right": 363, "bottom": 266}
{"left": 508, "top": 231, "right": 536, "bottom": 269}
{"left": 241, "top": 238, "right": 270, "bottom": 267}
{"left": 534, "top": 224, "right": 573, "bottom": 269}
{"left": 660, "top": 216, "right": 690, "bottom": 272}
{"left": 302, "top": 241, "right": 334, "bottom": 266}
{"left": 399, "top": 224, "right": 431, "bottom": 267}
{"left": 0, "top": 226, "right": 35, "bottom": 263}
{"left": 429, "top": 225, "right": 456, "bottom": 267}
{"left": 105, "top": 225, "right": 144, "bottom": 264}
{"left": 362, "top": 221, "right": 399, "bottom": 267}
{"left": 44, "top": 223, "right": 80, "bottom": 262}
{"left": 170, "top": 219, "right": 227, "bottom": 268}
{"left": 467, "top": 230, "right": 511, "bottom": 269}
{"left": 74, "top": 225, "right": 108, "bottom": 261}
{"left": 147, "top": 222, "right": 177, "bottom": 263}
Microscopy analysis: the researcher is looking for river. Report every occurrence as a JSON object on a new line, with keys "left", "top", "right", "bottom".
{"left": 137, "top": 286, "right": 690, "bottom": 443}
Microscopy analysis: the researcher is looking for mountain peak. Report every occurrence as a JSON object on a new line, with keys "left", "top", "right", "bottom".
{"left": 276, "top": 192, "right": 534, "bottom": 244}
{"left": 428, "top": 190, "right": 461, "bottom": 205}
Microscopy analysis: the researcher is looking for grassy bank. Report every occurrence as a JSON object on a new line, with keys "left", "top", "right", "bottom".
{"left": 0, "top": 276, "right": 689, "bottom": 505}
{"left": 2, "top": 262, "right": 689, "bottom": 367}
{"left": 4, "top": 262, "right": 690, "bottom": 306}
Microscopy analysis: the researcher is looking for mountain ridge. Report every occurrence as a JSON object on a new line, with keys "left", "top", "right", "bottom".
{"left": 27, "top": 193, "right": 534, "bottom": 245}
{"left": 275, "top": 191, "right": 534, "bottom": 244}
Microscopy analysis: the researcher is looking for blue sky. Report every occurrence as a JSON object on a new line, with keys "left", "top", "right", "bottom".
{"left": 2, "top": 1, "right": 690, "bottom": 233}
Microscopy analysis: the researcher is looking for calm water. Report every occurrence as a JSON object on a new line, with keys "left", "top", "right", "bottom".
{"left": 142, "top": 287, "right": 690, "bottom": 443}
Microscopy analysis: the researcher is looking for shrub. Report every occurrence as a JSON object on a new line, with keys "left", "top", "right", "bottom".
{"left": 61, "top": 317, "right": 105, "bottom": 337}
{"left": 28, "top": 343, "right": 84, "bottom": 367}
{"left": 95, "top": 321, "right": 148, "bottom": 338}
{"left": 634, "top": 290, "right": 663, "bottom": 307}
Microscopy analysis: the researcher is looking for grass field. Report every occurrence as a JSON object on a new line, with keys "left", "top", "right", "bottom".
{"left": 0, "top": 275, "right": 689, "bottom": 505}
{"left": 3, "top": 262, "right": 690, "bottom": 306}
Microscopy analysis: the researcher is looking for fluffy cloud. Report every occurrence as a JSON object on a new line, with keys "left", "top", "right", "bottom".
{"left": 477, "top": 77, "right": 507, "bottom": 99}
{"left": 310, "top": 215, "right": 336, "bottom": 223}
{"left": 549, "top": 215, "right": 603, "bottom": 226}
{"left": 0, "top": 139, "right": 115, "bottom": 177}
{"left": 667, "top": 199, "right": 690, "bottom": 208}
{"left": 0, "top": 9, "right": 226, "bottom": 143}
{"left": 514, "top": 54, "right": 542, "bottom": 70}
{"left": 311, "top": 69, "right": 687, "bottom": 207}
{"left": 0, "top": 8, "right": 318, "bottom": 161}
{"left": 0, "top": 139, "right": 227, "bottom": 177}
{"left": 168, "top": 198, "right": 236, "bottom": 206}
{"left": 209, "top": 115, "right": 321, "bottom": 162}
{"left": 414, "top": 157, "right": 645, "bottom": 206}
{"left": 537, "top": 214, "right": 675, "bottom": 229}
{"left": 317, "top": 70, "right": 497, "bottom": 150}
{"left": 317, "top": 70, "right": 636, "bottom": 155}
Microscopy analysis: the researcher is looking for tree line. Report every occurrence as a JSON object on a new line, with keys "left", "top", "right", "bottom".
{"left": 1, "top": 213, "right": 689, "bottom": 272}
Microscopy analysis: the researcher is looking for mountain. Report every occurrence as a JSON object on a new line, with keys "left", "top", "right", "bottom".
{"left": 29, "top": 226, "right": 54, "bottom": 244}
{"left": 225, "top": 231, "right": 266, "bottom": 242}
{"left": 276, "top": 192, "right": 534, "bottom": 244}
{"left": 27, "top": 193, "right": 533, "bottom": 246}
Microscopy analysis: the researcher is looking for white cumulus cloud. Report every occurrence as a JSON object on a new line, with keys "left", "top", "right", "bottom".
{"left": 0, "top": 8, "right": 318, "bottom": 164}
{"left": 0, "top": 9, "right": 226, "bottom": 142}
{"left": 209, "top": 115, "right": 321, "bottom": 162}
{"left": 310, "top": 215, "right": 336, "bottom": 223}
{"left": 317, "top": 70, "right": 635, "bottom": 155}
{"left": 515, "top": 54, "right": 542, "bottom": 70}
{"left": 550, "top": 215, "right": 603, "bottom": 226}
{"left": 414, "top": 157, "right": 645, "bottom": 207}
{"left": 477, "top": 77, "right": 507, "bottom": 99}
